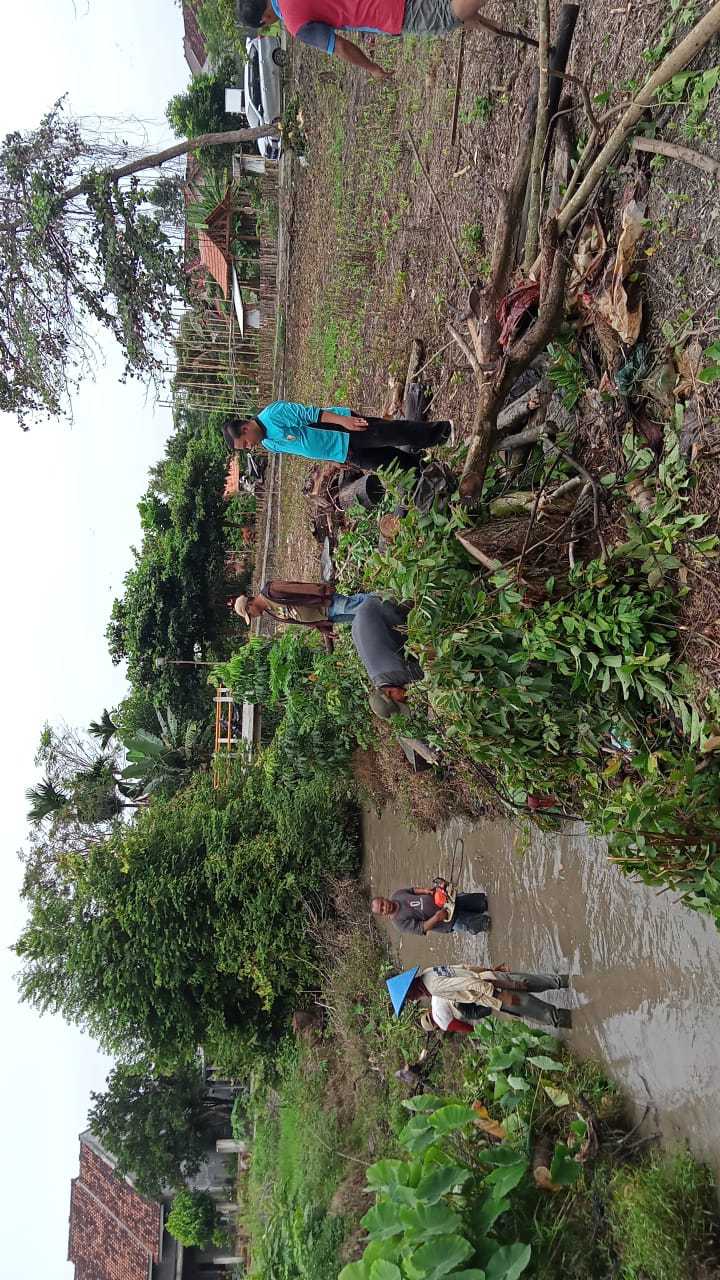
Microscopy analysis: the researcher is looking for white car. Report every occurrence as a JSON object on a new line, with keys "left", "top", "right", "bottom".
{"left": 244, "top": 35, "right": 286, "bottom": 160}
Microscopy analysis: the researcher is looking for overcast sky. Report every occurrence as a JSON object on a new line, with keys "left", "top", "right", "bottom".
{"left": 0, "top": 3, "right": 190, "bottom": 1275}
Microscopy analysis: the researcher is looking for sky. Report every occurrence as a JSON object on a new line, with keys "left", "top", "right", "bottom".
{"left": 0, "top": 3, "right": 190, "bottom": 1275}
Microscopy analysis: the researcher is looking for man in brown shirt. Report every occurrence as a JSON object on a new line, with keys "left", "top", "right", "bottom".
{"left": 234, "top": 580, "right": 371, "bottom": 633}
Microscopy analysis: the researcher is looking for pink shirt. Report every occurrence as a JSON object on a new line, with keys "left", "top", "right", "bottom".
{"left": 272, "top": 0, "right": 404, "bottom": 51}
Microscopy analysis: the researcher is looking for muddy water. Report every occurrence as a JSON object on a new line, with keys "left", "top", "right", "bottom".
{"left": 364, "top": 807, "right": 720, "bottom": 1178}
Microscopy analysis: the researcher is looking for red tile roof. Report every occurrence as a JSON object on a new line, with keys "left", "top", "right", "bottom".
{"left": 224, "top": 456, "right": 240, "bottom": 496}
{"left": 183, "top": 0, "right": 208, "bottom": 72}
{"left": 198, "top": 229, "right": 230, "bottom": 297}
{"left": 68, "top": 1140, "right": 163, "bottom": 1280}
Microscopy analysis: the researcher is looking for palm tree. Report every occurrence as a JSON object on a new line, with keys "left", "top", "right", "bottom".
{"left": 25, "top": 777, "right": 69, "bottom": 827}
{"left": 88, "top": 709, "right": 118, "bottom": 750}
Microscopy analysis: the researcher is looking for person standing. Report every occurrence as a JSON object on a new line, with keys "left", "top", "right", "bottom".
{"left": 222, "top": 402, "right": 453, "bottom": 475}
{"left": 233, "top": 580, "right": 372, "bottom": 632}
{"left": 386, "top": 965, "right": 572, "bottom": 1029}
{"left": 237, "top": 0, "right": 536, "bottom": 79}
{"left": 372, "top": 886, "right": 491, "bottom": 935}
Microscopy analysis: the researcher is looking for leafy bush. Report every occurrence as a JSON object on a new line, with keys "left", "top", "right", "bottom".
{"left": 333, "top": 444, "right": 720, "bottom": 922}
{"left": 14, "top": 757, "right": 360, "bottom": 1068}
{"left": 166, "top": 1187, "right": 221, "bottom": 1248}
{"left": 341, "top": 1095, "right": 533, "bottom": 1280}
{"left": 215, "top": 628, "right": 376, "bottom": 778}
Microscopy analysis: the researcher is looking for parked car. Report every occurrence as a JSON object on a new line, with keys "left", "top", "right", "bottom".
{"left": 244, "top": 35, "right": 286, "bottom": 160}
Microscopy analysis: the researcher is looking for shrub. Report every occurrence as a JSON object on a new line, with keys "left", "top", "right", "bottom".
{"left": 166, "top": 1188, "right": 220, "bottom": 1248}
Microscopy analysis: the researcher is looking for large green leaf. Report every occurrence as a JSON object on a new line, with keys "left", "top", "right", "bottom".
{"left": 484, "top": 1243, "right": 532, "bottom": 1280}
{"left": 484, "top": 1159, "right": 528, "bottom": 1200}
{"left": 470, "top": 1190, "right": 511, "bottom": 1238}
{"left": 361, "top": 1200, "right": 405, "bottom": 1240}
{"left": 415, "top": 1164, "right": 471, "bottom": 1205}
{"left": 526, "top": 1055, "right": 565, "bottom": 1071}
{"left": 369, "top": 1261, "right": 402, "bottom": 1280}
{"left": 340, "top": 1262, "right": 371, "bottom": 1280}
{"left": 403, "top": 1234, "right": 475, "bottom": 1280}
{"left": 366, "top": 1159, "right": 406, "bottom": 1190}
{"left": 429, "top": 1104, "right": 480, "bottom": 1133}
{"left": 477, "top": 1147, "right": 526, "bottom": 1168}
{"left": 549, "top": 1143, "right": 582, "bottom": 1186}
{"left": 403, "top": 1094, "right": 445, "bottom": 1113}
{"left": 400, "top": 1114, "right": 441, "bottom": 1153}
{"left": 399, "top": 1202, "right": 463, "bottom": 1242}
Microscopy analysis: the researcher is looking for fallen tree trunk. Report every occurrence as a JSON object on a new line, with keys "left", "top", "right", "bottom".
{"left": 458, "top": 7, "right": 578, "bottom": 503}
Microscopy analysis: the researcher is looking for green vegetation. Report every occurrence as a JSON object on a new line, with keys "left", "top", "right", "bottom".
{"left": 14, "top": 758, "right": 360, "bottom": 1070}
{"left": 331, "top": 427, "right": 720, "bottom": 923}
{"left": 166, "top": 1187, "right": 223, "bottom": 1248}
{"left": 603, "top": 1149, "right": 719, "bottom": 1279}
{"left": 241, "top": 969, "right": 720, "bottom": 1280}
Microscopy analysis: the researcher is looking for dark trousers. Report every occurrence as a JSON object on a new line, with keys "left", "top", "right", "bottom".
{"left": 346, "top": 417, "right": 450, "bottom": 473}
{"left": 451, "top": 892, "right": 490, "bottom": 934}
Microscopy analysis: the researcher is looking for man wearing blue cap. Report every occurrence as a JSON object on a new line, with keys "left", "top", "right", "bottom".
{"left": 386, "top": 964, "right": 572, "bottom": 1029}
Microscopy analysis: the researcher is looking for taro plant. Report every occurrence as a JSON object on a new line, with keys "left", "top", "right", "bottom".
{"left": 340, "top": 1095, "right": 533, "bottom": 1280}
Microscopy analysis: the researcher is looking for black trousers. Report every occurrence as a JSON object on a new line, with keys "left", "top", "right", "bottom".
{"left": 345, "top": 417, "right": 450, "bottom": 474}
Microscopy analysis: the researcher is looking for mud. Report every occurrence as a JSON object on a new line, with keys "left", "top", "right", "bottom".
{"left": 364, "top": 806, "right": 720, "bottom": 1178}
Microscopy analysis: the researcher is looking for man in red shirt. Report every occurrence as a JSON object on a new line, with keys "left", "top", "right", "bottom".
{"left": 237, "top": 0, "right": 528, "bottom": 79}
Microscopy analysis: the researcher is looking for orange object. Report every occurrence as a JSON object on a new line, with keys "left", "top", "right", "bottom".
{"left": 433, "top": 888, "right": 447, "bottom": 907}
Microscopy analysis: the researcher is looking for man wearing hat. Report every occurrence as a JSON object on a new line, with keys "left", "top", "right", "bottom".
{"left": 234, "top": 579, "right": 372, "bottom": 633}
{"left": 386, "top": 965, "right": 572, "bottom": 1030}
{"left": 372, "top": 886, "right": 490, "bottom": 935}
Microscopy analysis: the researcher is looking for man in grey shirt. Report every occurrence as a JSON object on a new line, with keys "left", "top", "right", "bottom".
{"left": 372, "top": 887, "right": 490, "bottom": 935}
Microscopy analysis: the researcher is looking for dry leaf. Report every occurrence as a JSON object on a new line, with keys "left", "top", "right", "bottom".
{"left": 676, "top": 340, "right": 703, "bottom": 397}
{"left": 471, "top": 1101, "right": 506, "bottom": 1141}
{"left": 701, "top": 733, "right": 720, "bottom": 753}
{"left": 594, "top": 199, "right": 646, "bottom": 344}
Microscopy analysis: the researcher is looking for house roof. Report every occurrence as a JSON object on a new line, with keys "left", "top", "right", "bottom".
{"left": 68, "top": 1138, "right": 164, "bottom": 1280}
{"left": 224, "top": 455, "right": 240, "bottom": 496}
{"left": 182, "top": 0, "right": 208, "bottom": 72}
{"left": 198, "top": 229, "right": 231, "bottom": 297}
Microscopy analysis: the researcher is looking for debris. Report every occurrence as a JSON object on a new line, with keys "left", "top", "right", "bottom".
{"left": 595, "top": 198, "right": 646, "bottom": 345}
{"left": 471, "top": 1101, "right": 506, "bottom": 1141}
{"left": 496, "top": 281, "right": 541, "bottom": 347}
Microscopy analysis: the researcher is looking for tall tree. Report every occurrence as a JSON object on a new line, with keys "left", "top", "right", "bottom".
{"left": 0, "top": 103, "right": 276, "bottom": 424}
{"left": 14, "top": 763, "right": 359, "bottom": 1066}
{"left": 88, "top": 1062, "right": 213, "bottom": 1197}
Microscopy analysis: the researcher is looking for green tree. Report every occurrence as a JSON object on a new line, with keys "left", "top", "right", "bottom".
{"left": 166, "top": 1187, "right": 219, "bottom": 1248}
{"left": 14, "top": 762, "right": 359, "bottom": 1066}
{"left": 88, "top": 1062, "right": 213, "bottom": 1196}
{"left": 0, "top": 103, "right": 277, "bottom": 423}
{"left": 167, "top": 56, "right": 246, "bottom": 138}
{"left": 88, "top": 709, "right": 119, "bottom": 751}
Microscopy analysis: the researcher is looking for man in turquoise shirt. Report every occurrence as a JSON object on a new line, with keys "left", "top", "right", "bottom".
{"left": 221, "top": 399, "right": 453, "bottom": 473}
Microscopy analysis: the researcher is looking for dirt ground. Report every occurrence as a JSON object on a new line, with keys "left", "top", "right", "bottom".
{"left": 264, "top": 0, "right": 720, "bottom": 701}
{"left": 279, "top": 0, "right": 720, "bottom": 414}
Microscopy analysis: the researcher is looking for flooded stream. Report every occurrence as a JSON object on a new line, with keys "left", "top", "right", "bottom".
{"left": 364, "top": 807, "right": 720, "bottom": 1178}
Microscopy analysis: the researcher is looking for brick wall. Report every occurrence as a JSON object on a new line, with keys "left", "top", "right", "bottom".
{"left": 67, "top": 1140, "right": 163, "bottom": 1280}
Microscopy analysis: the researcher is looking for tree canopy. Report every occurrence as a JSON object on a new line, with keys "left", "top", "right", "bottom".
{"left": 14, "top": 761, "right": 360, "bottom": 1068}
{"left": 88, "top": 1062, "right": 213, "bottom": 1197}
{"left": 105, "top": 406, "right": 244, "bottom": 720}
{"left": 0, "top": 103, "right": 275, "bottom": 424}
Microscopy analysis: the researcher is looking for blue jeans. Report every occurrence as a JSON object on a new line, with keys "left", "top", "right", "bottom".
{"left": 328, "top": 592, "right": 372, "bottom": 624}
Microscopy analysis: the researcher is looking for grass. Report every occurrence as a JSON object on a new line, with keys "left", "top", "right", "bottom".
{"left": 603, "top": 1148, "right": 720, "bottom": 1280}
